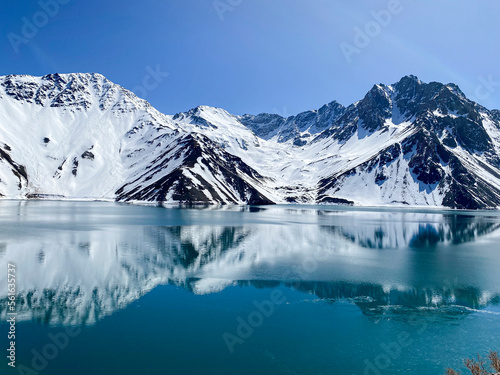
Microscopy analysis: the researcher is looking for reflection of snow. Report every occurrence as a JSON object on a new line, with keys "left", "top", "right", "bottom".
{"left": 191, "top": 278, "right": 236, "bottom": 295}
{"left": 0, "top": 204, "right": 500, "bottom": 325}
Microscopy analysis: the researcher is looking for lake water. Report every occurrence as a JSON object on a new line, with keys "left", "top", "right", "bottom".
{"left": 1, "top": 201, "right": 499, "bottom": 375}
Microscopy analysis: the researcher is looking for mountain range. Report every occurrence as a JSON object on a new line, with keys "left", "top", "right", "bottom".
{"left": 1, "top": 73, "right": 500, "bottom": 209}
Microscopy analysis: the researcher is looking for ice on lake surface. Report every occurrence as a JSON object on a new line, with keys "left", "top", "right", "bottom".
{"left": 0, "top": 201, "right": 499, "bottom": 374}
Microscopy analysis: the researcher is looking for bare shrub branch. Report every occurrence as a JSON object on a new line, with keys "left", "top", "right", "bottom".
{"left": 489, "top": 351, "right": 500, "bottom": 373}
{"left": 447, "top": 352, "right": 499, "bottom": 375}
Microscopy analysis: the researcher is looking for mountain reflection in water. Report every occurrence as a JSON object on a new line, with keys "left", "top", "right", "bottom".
{"left": 0, "top": 202, "right": 499, "bottom": 326}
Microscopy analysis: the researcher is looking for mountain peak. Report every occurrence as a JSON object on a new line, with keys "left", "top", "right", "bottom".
{"left": 392, "top": 75, "right": 423, "bottom": 94}
{"left": 444, "top": 82, "right": 466, "bottom": 98}
{"left": 182, "top": 105, "right": 233, "bottom": 119}
{"left": 2, "top": 72, "right": 500, "bottom": 209}
{"left": 318, "top": 100, "right": 345, "bottom": 115}
{"left": 366, "top": 83, "right": 391, "bottom": 98}
{"left": 401, "top": 74, "right": 420, "bottom": 81}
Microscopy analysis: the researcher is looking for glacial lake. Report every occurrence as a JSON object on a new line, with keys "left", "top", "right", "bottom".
{"left": 1, "top": 201, "right": 499, "bottom": 375}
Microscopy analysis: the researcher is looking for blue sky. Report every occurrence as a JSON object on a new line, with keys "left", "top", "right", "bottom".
{"left": 1, "top": 0, "right": 499, "bottom": 116}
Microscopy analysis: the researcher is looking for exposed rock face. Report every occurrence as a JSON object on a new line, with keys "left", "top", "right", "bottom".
{"left": 1, "top": 73, "right": 500, "bottom": 208}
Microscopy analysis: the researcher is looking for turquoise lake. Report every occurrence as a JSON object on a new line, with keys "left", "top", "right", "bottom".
{"left": 1, "top": 201, "right": 499, "bottom": 374}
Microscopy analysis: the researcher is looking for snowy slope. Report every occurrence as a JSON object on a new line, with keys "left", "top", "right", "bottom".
{"left": 1, "top": 73, "right": 500, "bottom": 208}
{"left": 0, "top": 74, "right": 270, "bottom": 204}
{"left": 0, "top": 73, "right": 176, "bottom": 199}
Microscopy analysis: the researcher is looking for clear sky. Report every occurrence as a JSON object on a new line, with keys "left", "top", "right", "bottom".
{"left": 1, "top": 0, "right": 499, "bottom": 116}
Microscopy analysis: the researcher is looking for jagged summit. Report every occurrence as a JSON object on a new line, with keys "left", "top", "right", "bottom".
{"left": 1, "top": 73, "right": 500, "bottom": 208}
{"left": 393, "top": 74, "right": 421, "bottom": 87}
{"left": 0, "top": 72, "right": 151, "bottom": 112}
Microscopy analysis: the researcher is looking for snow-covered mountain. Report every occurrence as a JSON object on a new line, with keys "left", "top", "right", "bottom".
{"left": 1, "top": 73, "right": 500, "bottom": 208}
